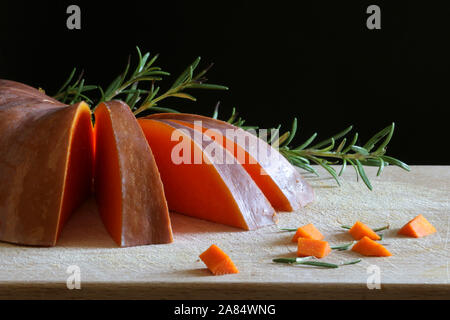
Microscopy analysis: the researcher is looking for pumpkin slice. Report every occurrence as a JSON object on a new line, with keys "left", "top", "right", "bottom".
{"left": 94, "top": 101, "right": 172, "bottom": 246}
{"left": 0, "top": 80, "right": 94, "bottom": 246}
{"left": 145, "top": 113, "right": 314, "bottom": 212}
{"left": 138, "top": 118, "right": 277, "bottom": 230}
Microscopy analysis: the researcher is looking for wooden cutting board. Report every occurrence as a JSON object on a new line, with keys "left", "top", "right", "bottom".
{"left": 0, "top": 166, "right": 448, "bottom": 299}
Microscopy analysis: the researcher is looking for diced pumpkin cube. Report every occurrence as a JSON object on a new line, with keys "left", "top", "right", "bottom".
{"left": 199, "top": 244, "right": 239, "bottom": 275}
{"left": 352, "top": 236, "right": 392, "bottom": 257}
{"left": 297, "top": 238, "right": 331, "bottom": 258}
{"left": 398, "top": 214, "right": 436, "bottom": 238}
{"left": 291, "top": 223, "right": 324, "bottom": 242}
{"left": 349, "top": 221, "right": 381, "bottom": 240}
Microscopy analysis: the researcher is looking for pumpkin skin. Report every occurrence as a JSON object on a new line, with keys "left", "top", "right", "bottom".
{"left": 0, "top": 80, "right": 94, "bottom": 246}
{"left": 145, "top": 113, "right": 314, "bottom": 212}
{"left": 94, "top": 101, "right": 173, "bottom": 246}
{"left": 138, "top": 118, "right": 277, "bottom": 230}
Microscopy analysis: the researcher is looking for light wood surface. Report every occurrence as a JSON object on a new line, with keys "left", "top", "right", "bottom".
{"left": 0, "top": 166, "right": 448, "bottom": 299}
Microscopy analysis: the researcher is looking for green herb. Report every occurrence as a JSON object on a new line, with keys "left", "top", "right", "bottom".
{"left": 272, "top": 257, "right": 314, "bottom": 264}
{"left": 213, "top": 105, "right": 409, "bottom": 189}
{"left": 54, "top": 47, "right": 228, "bottom": 116}
{"left": 340, "top": 259, "right": 362, "bottom": 266}
{"left": 272, "top": 257, "right": 338, "bottom": 268}
{"left": 330, "top": 241, "right": 356, "bottom": 251}
{"left": 53, "top": 68, "right": 98, "bottom": 104}
{"left": 272, "top": 257, "right": 362, "bottom": 268}
{"left": 276, "top": 121, "right": 409, "bottom": 190}
{"left": 279, "top": 228, "right": 298, "bottom": 232}
{"left": 373, "top": 224, "right": 390, "bottom": 232}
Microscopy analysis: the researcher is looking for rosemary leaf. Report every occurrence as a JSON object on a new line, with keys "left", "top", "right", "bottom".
{"left": 363, "top": 124, "right": 393, "bottom": 152}
{"left": 170, "top": 92, "right": 197, "bottom": 101}
{"left": 341, "top": 259, "right": 362, "bottom": 266}
{"left": 380, "top": 155, "right": 411, "bottom": 172}
{"left": 280, "top": 118, "right": 298, "bottom": 148}
{"left": 355, "top": 159, "right": 373, "bottom": 190}
{"left": 373, "top": 224, "right": 390, "bottom": 232}
{"left": 279, "top": 228, "right": 298, "bottom": 232}
{"left": 331, "top": 241, "right": 356, "bottom": 251}
{"left": 272, "top": 257, "right": 313, "bottom": 264}
{"left": 310, "top": 125, "right": 353, "bottom": 149}
{"left": 351, "top": 145, "right": 370, "bottom": 156}
{"left": 294, "top": 132, "right": 317, "bottom": 151}
{"left": 297, "top": 261, "right": 338, "bottom": 268}
{"left": 148, "top": 106, "right": 180, "bottom": 113}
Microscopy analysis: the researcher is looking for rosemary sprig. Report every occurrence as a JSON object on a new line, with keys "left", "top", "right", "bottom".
{"left": 53, "top": 68, "right": 98, "bottom": 104}
{"left": 98, "top": 47, "right": 228, "bottom": 115}
{"left": 278, "top": 121, "right": 410, "bottom": 190}
{"left": 54, "top": 47, "right": 228, "bottom": 116}
{"left": 272, "top": 257, "right": 362, "bottom": 268}
{"left": 214, "top": 106, "right": 410, "bottom": 190}
{"left": 273, "top": 257, "right": 338, "bottom": 268}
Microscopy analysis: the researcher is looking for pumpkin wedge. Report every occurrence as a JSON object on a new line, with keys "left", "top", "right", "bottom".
{"left": 0, "top": 80, "right": 94, "bottom": 246}
{"left": 145, "top": 113, "right": 314, "bottom": 212}
{"left": 94, "top": 101, "right": 172, "bottom": 246}
{"left": 138, "top": 118, "right": 277, "bottom": 230}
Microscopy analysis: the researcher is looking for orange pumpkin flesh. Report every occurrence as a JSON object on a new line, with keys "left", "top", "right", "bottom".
{"left": 94, "top": 101, "right": 173, "bottom": 246}
{"left": 291, "top": 223, "right": 324, "bottom": 242}
{"left": 398, "top": 214, "right": 436, "bottom": 238}
{"left": 0, "top": 80, "right": 94, "bottom": 246}
{"left": 352, "top": 236, "right": 392, "bottom": 257}
{"left": 138, "top": 118, "right": 277, "bottom": 230}
{"left": 167, "top": 119, "right": 289, "bottom": 212}
{"left": 199, "top": 244, "right": 239, "bottom": 275}
{"left": 297, "top": 238, "right": 331, "bottom": 258}
{"left": 94, "top": 103, "right": 123, "bottom": 244}
{"left": 348, "top": 221, "right": 381, "bottom": 241}
{"left": 145, "top": 113, "right": 314, "bottom": 212}
{"left": 57, "top": 102, "right": 94, "bottom": 237}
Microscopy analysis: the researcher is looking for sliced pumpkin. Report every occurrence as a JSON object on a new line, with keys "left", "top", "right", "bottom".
{"left": 94, "top": 101, "right": 172, "bottom": 246}
{"left": 145, "top": 113, "right": 314, "bottom": 212}
{"left": 138, "top": 118, "right": 277, "bottom": 230}
{"left": 0, "top": 80, "right": 94, "bottom": 246}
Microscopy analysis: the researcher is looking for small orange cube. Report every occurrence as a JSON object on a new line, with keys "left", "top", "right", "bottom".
{"left": 291, "top": 223, "right": 325, "bottom": 243}
{"left": 199, "top": 244, "right": 239, "bottom": 275}
{"left": 352, "top": 236, "right": 392, "bottom": 257}
{"left": 297, "top": 238, "right": 331, "bottom": 258}
{"left": 398, "top": 214, "right": 436, "bottom": 238}
{"left": 349, "top": 221, "right": 381, "bottom": 240}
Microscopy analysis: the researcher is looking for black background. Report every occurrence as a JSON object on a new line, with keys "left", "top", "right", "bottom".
{"left": 1, "top": 0, "right": 449, "bottom": 164}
